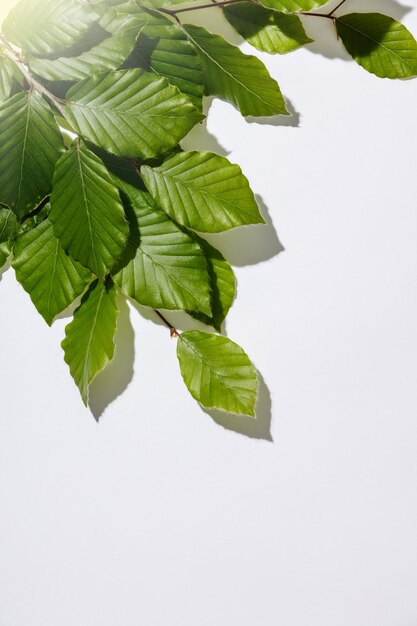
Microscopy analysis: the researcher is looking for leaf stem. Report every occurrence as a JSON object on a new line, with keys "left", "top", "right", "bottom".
{"left": 154, "top": 310, "right": 179, "bottom": 338}
{"left": 328, "top": 0, "right": 348, "bottom": 17}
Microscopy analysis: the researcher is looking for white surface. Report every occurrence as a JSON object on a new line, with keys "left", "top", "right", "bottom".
{"left": 1, "top": 1, "right": 417, "bottom": 625}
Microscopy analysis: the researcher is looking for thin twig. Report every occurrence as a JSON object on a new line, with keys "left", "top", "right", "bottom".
{"left": 154, "top": 310, "right": 179, "bottom": 338}
{"left": 328, "top": 0, "right": 348, "bottom": 17}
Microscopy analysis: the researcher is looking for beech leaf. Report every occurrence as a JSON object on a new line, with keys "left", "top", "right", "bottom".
{"left": 177, "top": 331, "right": 258, "bottom": 416}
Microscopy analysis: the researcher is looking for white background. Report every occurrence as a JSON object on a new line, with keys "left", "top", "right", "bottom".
{"left": 1, "top": 1, "right": 417, "bottom": 624}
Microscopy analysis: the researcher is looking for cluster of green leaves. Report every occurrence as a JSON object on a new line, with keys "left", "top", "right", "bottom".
{"left": 0, "top": 0, "right": 416, "bottom": 418}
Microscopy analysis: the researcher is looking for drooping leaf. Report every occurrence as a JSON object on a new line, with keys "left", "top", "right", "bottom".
{"left": 29, "top": 9, "right": 148, "bottom": 81}
{"left": 141, "top": 150, "right": 264, "bottom": 233}
{"left": 111, "top": 166, "right": 212, "bottom": 314}
{"left": 224, "top": 3, "right": 312, "bottom": 54}
{"left": 177, "top": 331, "right": 258, "bottom": 416}
{"left": 184, "top": 25, "right": 288, "bottom": 116}
{"left": 13, "top": 216, "right": 92, "bottom": 325}
{"left": 336, "top": 13, "right": 417, "bottom": 79}
{"left": 63, "top": 68, "right": 203, "bottom": 158}
{"left": 188, "top": 237, "right": 236, "bottom": 331}
{"left": 3, "top": 0, "right": 98, "bottom": 56}
{"left": 125, "top": 14, "right": 204, "bottom": 109}
{"left": 258, "top": 0, "right": 330, "bottom": 12}
{"left": 62, "top": 278, "right": 118, "bottom": 405}
{"left": 0, "top": 92, "right": 64, "bottom": 218}
{"left": 49, "top": 142, "right": 128, "bottom": 280}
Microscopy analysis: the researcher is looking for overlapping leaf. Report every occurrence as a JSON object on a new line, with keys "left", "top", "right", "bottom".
{"left": 0, "top": 92, "right": 64, "bottom": 218}
{"left": 141, "top": 150, "right": 264, "bottom": 233}
{"left": 29, "top": 9, "right": 148, "bottom": 82}
{"left": 336, "top": 13, "right": 417, "bottom": 79}
{"left": 0, "top": 208, "right": 18, "bottom": 269}
{"left": 225, "top": 3, "right": 312, "bottom": 54}
{"left": 3, "top": 0, "right": 98, "bottom": 55}
{"left": 111, "top": 169, "right": 212, "bottom": 314}
{"left": 184, "top": 25, "right": 288, "bottom": 116}
{"left": 50, "top": 142, "right": 128, "bottom": 280}
{"left": 177, "top": 331, "right": 258, "bottom": 416}
{"left": 0, "top": 57, "right": 19, "bottom": 105}
{"left": 189, "top": 237, "right": 236, "bottom": 331}
{"left": 62, "top": 279, "right": 118, "bottom": 404}
{"left": 126, "top": 13, "right": 204, "bottom": 109}
{"left": 13, "top": 216, "right": 92, "bottom": 325}
{"left": 63, "top": 68, "right": 203, "bottom": 158}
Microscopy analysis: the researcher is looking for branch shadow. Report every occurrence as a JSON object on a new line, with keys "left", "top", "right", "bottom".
{"left": 89, "top": 294, "right": 135, "bottom": 420}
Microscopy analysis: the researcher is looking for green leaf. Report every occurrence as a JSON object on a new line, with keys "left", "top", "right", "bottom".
{"left": 49, "top": 142, "right": 128, "bottom": 280}
{"left": 0, "top": 207, "right": 18, "bottom": 244}
{"left": 63, "top": 68, "right": 203, "bottom": 158}
{"left": 0, "top": 242, "right": 10, "bottom": 269}
{"left": 184, "top": 25, "right": 288, "bottom": 116}
{"left": 258, "top": 0, "right": 329, "bottom": 12}
{"left": 62, "top": 278, "right": 118, "bottom": 405}
{"left": 224, "top": 3, "right": 312, "bottom": 54}
{"left": 336, "top": 13, "right": 417, "bottom": 79}
{"left": 29, "top": 9, "right": 148, "bottom": 82}
{"left": 126, "top": 14, "right": 204, "bottom": 109}
{"left": 0, "top": 57, "right": 18, "bottom": 105}
{"left": 3, "top": 0, "right": 98, "bottom": 56}
{"left": 141, "top": 150, "right": 264, "bottom": 233}
{"left": 111, "top": 167, "right": 212, "bottom": 314}
{"left": 13, "top": 217, "right": 92, "bottom": 325}
{"left": 177, "top": 331, "right": 258, "bottom": 416}
{"left": 0, "top": 92, "right": 64, "bottom": 218}
{"left": 188, "top": 237, "right": 236, "bottom": 332}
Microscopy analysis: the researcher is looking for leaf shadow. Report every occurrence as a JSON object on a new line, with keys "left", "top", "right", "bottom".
{"left": 302, "top": 0, "right": 412, "bottom": 61}
{"left": 203, "top": 194, "right": 285, "bottom": 267}
{"left": 202, "top": 372, "right": 273, "bottom": 441}
{"left": 89, "top": 294, "right": 135, "bottom": 420}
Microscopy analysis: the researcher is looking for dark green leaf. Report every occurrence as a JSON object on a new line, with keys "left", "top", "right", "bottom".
{"left": 50, "top": 142, "right": 128, "bottom": 280}
{"left": 0, "top": 92, "right": 64, "bottom": 218}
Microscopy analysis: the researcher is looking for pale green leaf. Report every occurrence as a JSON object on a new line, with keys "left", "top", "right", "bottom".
{"left": 224, "top": 3, "right": 312, "bottom": 54}
{"left": 0, "top": 92, "right": 64, "bottom": 218}
{"left": 62, "top": 278, "right": 118, "bottom": 405}
{"left": 0, "top": 57, "right": 18, "bottom": 105}
{"left": 13, "top": 216, "right": 92, "bottom": 325}
{"left": 29, "top": 9, "right": 148, "bottom": 82}
{"left": 177, "top": 331, "right": 258, "bottom": 416}
{"left": 63, "top": 68, "right": 203, "bottom": 158}
{"left": 110, "top": 164, "right": 212, "bottom": 314}
{"left": 141, "top": 150, "right": 264, "bottom": 233}
{"left": 258, "top": 0, "right": 330, "bottom": 12}
{"left": 3, "top": 0, "right": 98, "bottom": 56}
{"left": 336, "top": 13, "right": 417, "bottom": 79}
{"left": 188, "top": 237, "right": 236, "bottom": 331}
{"left": 50, "top": 142, "right": 128, "bottom": 280}
{"left": 184, "top": 25, "right": 288, "bottom": 116}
